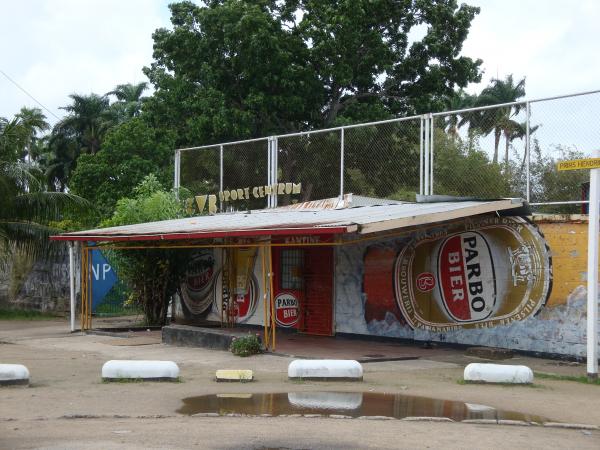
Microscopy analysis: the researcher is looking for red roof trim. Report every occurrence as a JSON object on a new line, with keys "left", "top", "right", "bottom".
{"left": 49, "top": 226, "right": 350, "bottom": 242}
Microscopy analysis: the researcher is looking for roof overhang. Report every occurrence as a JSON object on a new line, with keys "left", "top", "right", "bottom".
{"left": 50, "top": 198, "right": 527, "bottom": 243}
{"left": 50, "top": 225, "right": 355, "bottom": 242}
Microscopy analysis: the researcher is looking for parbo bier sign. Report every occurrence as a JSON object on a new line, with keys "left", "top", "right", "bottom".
{"left": 187, "top": 182, "right": 302, "bottom": 214}
{"left": 394, "top": 216, "right": 552, "bottom": 332}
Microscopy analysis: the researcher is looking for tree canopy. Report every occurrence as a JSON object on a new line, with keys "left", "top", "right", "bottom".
{"left": 68, "top": 118, "right": 175, "bottom": 218}
{"left": 143, "top": 0, "right": 482, "bottom": 146}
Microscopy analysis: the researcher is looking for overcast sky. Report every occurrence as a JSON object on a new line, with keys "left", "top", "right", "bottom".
{"left": 2, "top": 0, "right": 599, "bottom": 127}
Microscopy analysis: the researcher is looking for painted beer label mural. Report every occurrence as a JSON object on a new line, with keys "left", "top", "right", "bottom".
{"left": 180, "top": 250, "right": 217, "bottom": 317}
{"left": 180, "top": 248, "right": 259, "bottom": 323}
{"left": 365, "top": 216, "right": 552, "bottom": 332}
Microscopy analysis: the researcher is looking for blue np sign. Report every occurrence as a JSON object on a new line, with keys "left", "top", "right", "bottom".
{"left": 90, "top": 249, "right": 118, "bottom": 312}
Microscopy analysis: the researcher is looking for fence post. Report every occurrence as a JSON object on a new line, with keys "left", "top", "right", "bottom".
{"left": 424, "top": 115, "right": 430, "bottom": 196}
{"left": 69, "top": 242, "right": 75, "bottom": 332}
{"left": 267, "top": 138, "right": 272, "bottom": 208}
{"left": 273, "top": 137, "right": 278, "bottom": 208}
{"left": 429, "top": 113, "right": 434, "bottom": 195}
{"left": 173, "top": 150, "right": 180, "bottom": 198}
{"left": 419, "top": 116, "right": 424, "bottom": 196}
{"left": 218, "top": 145, "right": 224, "bottom": 210}
{"left": 525, "top": 102, "right": 531, "bottom": 203}
{"left": 587, "top": 149, "right": 600, "bottom": 381}
{"left": 340, "top": 128, "right": 345, "bottom": 199}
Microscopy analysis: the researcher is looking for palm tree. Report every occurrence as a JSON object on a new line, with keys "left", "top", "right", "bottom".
{"left": 52, "top": 93, "right": 115, "bottom": 156}
{"left": 14, "top": 107, "right": 50, "bottom": 162}
{"left": 0, "top": 116, "right": 26, "bottom": 162}
{"left": 0, "top": 135, "right": 88, "bottom": 262}
{"left": 107, "top": 82, "right": 148, "bottom": 121}
{"left": 472, "top": 75, "right": 526, "bottom": 165}
{"left": 443, "top": 89, "right": 477, "bottom": 140}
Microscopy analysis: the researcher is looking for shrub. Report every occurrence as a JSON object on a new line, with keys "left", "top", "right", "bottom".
{"left": 230, "top": 334, "right": 262, "bottom": 357}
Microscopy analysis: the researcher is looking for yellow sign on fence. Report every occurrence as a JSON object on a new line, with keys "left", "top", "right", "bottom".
{"left": 557, "top": 158, "right": 600, "bottom": 171}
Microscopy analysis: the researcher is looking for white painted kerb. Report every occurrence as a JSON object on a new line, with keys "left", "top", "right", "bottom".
{"left": 102, "top": 360, "right": 180, "bottom": 380}
{"left": 288, "top": 359, "right": 363, "bottom": 380}
{"left": 0, "top": 364, "right": 30, "bottom": 383}
{"left": 464, "top": 363, "right": 533, "bottom": 384}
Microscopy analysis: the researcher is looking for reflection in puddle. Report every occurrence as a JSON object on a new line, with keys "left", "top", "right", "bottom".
{"left": 177, "top": 391, "right": 549, "bottom": 423}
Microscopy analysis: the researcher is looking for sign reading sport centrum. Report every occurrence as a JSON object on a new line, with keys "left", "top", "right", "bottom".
{"left": 186, "top": 182, "right": 302, "bottom": 214}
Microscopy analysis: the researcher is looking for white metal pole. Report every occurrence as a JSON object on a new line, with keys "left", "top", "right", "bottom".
{"left": 424, "top": 116, "right": 430, "bottom": 196}
{"left": 267, "top": 138, "right": 271, "bottom": 208}
{"left": 173, "top": 150, "right": 180, "bottom": 199}
{"left": 419, "top": 116, "right": 423, "bottom": 196}
{"left": 219, "top": 145, "right": 224, "bottom": 210}
{"left": 429, "top": 114, "right": 434, "bottom": 195}
{"left": 587, "top": 149, "right": 599, "bottom": 380}
{"left": 273, "top": 137, "right": 278, "bottom": 208}
{"left": 526, "top": 102, "right": 531, "bottom": 202}
{"left": 339, "top": 128, "right": 345, "bottom": 199}
{"left": 69, "top": 242, "right": 75, "bottom": 332}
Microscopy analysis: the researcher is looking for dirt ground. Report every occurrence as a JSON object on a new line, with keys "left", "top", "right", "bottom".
{"left": 1, "top": 318, "right": 599, "bottom": 450}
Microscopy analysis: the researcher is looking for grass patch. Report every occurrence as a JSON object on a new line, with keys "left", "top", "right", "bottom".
{"left": 534, "top": 371, "right": 600, "bottom": 385}
{"left": 0, "top": 308, "right": 61, "bottom": 320}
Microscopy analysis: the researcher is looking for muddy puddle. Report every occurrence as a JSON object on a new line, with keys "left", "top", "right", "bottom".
{"left": 177, "top": 391, "right": 549, "bottom": 422}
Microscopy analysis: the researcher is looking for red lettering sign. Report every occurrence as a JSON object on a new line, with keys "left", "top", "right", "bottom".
{"left": 274, "top": 293, "right": 299, "bottom": 327}
{"left": 438, "top": 232, "right": 496, "bottom": 322}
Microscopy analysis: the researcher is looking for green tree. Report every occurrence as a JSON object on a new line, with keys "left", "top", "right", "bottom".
{"left": 468, "top": 75, "right": 527, "bottom": 165}
{"left": 443, "top": 89, "right": 477, "bottom": 140}
{"left": 107, "top": 82, "right": 149, "bottom": 122}
{"left": 102, "top": 175, "right": 190, "bottom": 325}
{"left": 143, "top": 0, "right": 482, "bottom": 203}
{"left": 0, "top": 136, "right": 88, "bottom": 262}
{"left": 69, "top": 118, "right": 175, "bottom": 218}
{"left": 14, "top": 107, "right": 50, "bottom": 162}
{"left": 144, "top": 0, "right": 482, "bottom": 144}
{"left": 432, "top": 129, "right": 511, "bottom": 198}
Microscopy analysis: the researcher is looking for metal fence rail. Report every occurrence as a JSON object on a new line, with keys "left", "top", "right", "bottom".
{"left": 176, "top": 89, "right": 600, "bottom": 213}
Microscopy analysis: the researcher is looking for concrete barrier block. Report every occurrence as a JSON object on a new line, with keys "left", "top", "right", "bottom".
{"left": 288, "top": 359, "right": 363, "bottom": 381}
{"left": 464, "top": 363, "right": 533, "bottom": 384}
{"left": 0, "top": 364, "right": 30, "bottom": 386}
{"left": 215, "top": 369, "right": 253, "bottom": 382}
{"left": 102, "top": 360, "right": 180, "bottom": 381}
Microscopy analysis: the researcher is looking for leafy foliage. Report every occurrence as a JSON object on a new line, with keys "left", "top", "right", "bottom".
{"left": 101, "top": 175, "right": 191, "bottom": 325}
{"left": 144, "top": 0, "right": 482, "bottom": 146}
{"left": 69, "top": 118, "right": 176, "bottom": 218}
{"left": 230, "top": 333, "right": 262, "bottom": 357}
{"left": 0, "top": 110, "right": 89, "bottom": 263}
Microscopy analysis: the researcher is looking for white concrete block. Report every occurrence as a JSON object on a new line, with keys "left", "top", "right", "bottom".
{"left": 464, "top": 363, "right": 533, "bottom": 384}
{"left": 215, "top": 369, "right": 253, "bottom": 382}
{"left": 288, "top": 359, "right": 363, "bottom": 380}
{"left": 102, "top": 360, "right": 180, "bottom": 381}
{"left": 0, "top": 364, "right": 30, "bottom": 385}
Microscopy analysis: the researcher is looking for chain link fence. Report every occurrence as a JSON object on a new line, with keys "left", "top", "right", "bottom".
{"left": 177, "top": 90, "right": 600, "bottom": 213}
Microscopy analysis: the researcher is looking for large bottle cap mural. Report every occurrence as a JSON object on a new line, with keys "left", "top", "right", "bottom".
{"left": 393, "top": 216, "right": 552, "bottom": 331}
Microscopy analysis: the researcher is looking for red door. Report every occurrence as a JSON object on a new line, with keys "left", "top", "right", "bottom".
{"left": 272, "top": 248, "right": 303, "bottom": 329}
{"left": 300, "top": 247, "right": 334, "bottom": 335}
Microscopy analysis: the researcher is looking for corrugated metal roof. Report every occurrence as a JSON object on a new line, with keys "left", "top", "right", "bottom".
{"left": 278, "top": 194, "right": 404, "bottom": 210}
{"left": 51, "top": 198, "right": 525, "bottom": 242}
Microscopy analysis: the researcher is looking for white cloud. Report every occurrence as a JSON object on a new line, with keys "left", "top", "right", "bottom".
{"left": 1, "top": 0, "right": 599, "bottom": 127}
{"left": 0, "top": 0, "right": 171, "bottom": 125}
{"left": 463, "top": 0, "right": 600, "bottom": 98}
